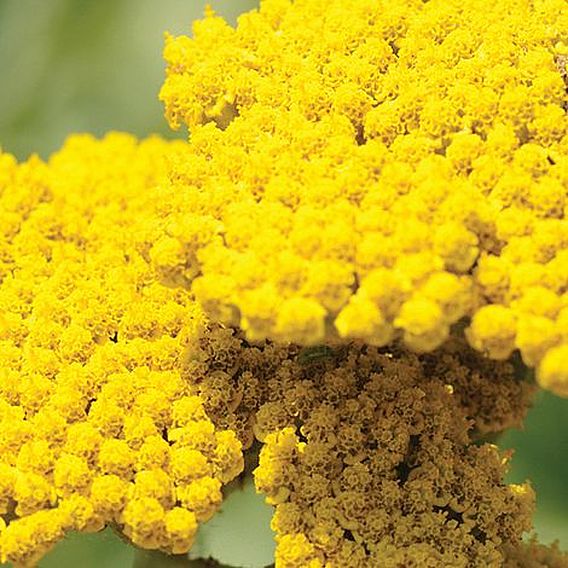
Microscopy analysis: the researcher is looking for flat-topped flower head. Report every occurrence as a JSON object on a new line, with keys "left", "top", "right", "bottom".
{"left": 1, "top": 1, "right": 567, "bottom": 566}
{"left": 254, "top": 345, "right": 537, "bottom": 567}
{"left": 0, "top": 136, "right": 244, "bottom": 565}
{"left": 158, "top": 0, "right": 568, "bottom": 396}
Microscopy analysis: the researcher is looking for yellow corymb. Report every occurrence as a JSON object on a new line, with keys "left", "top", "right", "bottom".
{"left": 157, "top": 0, "right": 568, "bottom": 396}
{"left": 1, "top": 0, "right": 567, "bottom": 566}
{"left": 0, "top": 135, "right": 244, "bottom": 565}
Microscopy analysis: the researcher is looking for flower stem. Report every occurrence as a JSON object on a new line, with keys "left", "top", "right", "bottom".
{"left": 133, "top": 549, "right": 230, "bottom": 568}
{"left": 132, "top": 549, "right": 275, "bottom": 568}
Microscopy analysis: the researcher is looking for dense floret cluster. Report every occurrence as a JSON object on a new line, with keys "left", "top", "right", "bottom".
{"left": 0, "top": 135, "right": 243, "bottom": 565}
{"left": 0, "top": 133, "right": 564, "bottom": 566}
{"left": 159, "top": 0, "right": 568, "bottom": 396}
{"left": 1, "top": 0, "right": 567, "bottom": 566}
{"left": 186, "top": 326, "right": 539, "bottom": 566}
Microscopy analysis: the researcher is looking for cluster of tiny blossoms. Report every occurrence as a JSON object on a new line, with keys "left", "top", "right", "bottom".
{"left": 190, "top": 327, "right": 539, "bottom": 567}
{"left": 0, "top": 135, "right": 243, "bottom": 565}
{"left": 256, "top": 348, "right": 533, "bottom": 567}
{"left": 1, "top": 0, "right": 568, "bottom": 566}
{"left": 0, "top": 133, "right": 563, "bottom": 566}
{"left": 158, "top": 0, "right": 568, "bottom": 396}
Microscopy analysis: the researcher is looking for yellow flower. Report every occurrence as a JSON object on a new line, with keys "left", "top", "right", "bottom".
{"left": 164, "top": 507, "right": 198, "bottom": 555}
{"left": 335, "top": 295, "right": 394, "bottom": 346}
{"left": 0, "top": 135, "right": 248, "bottom": 562}
{"left": 90, "top": 474, "right": 130, "bottom": 518}
{"left": 97, "top": 439, "right": 136, "bottom": 479}
{"left": 154, "top": 0, "right": 567, "bottom": 398}
{"left": 176, "top": 476, "right": 222, "bottom": 523}
{"left": 467, "top": 305, "right": 517, "bottom": 360}
{"left": 1, "top": 0, "right": 567, "bottom": 564}
{"left": 538, "top": 345, "right": 568, "bottom": 397}
{"left": 53, "top": 454, "right": 93, "bottom": 498}
{"left": 275, "top": 534, "right": 323, "bottom": 568}
{"left": 13, "top": 472, "right": 56, "bottom": 517}
{"left": 395, "top": 297, "right": 449, "bottom": 352}
{"left": 169, "top": 448, "right": 212, "bottom": 484}
{"left": 130, "top": 470, "right": 175, "bottom": 509}
{"left": 121, "top": 497, "right": 166, "bottom": 550}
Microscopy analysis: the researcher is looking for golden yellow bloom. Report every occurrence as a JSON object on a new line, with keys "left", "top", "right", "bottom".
{"left": 274, "top": 534, "right": 323, "bottom": 568}
{"left": 538, "top": 345, "right": 568, "bottom": 397}
{"left": 1, "top": 0, "right": 567, "bottom": 564}
{"left": 0, "top": 135, "right": 244, "bottom": 563}
{"left": 466, "top": 305, "right": 518, "bottom": 360}
{"left": 121, "top": 497, "right": 167, "bottom": 550}
{"left": 176, "top": 476, "right": 222, "bottom": 523}
{"left": 164, "top": 507, "right": 198, "bottom": 555}
{"left": 251, "top": 342, "right": 537, "bottom": 567}
{"left": 156, "top": 0, "right": 568, "bottom": 395}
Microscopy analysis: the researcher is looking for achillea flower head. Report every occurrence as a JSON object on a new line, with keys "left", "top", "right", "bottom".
{"left": 253, "top": 344, "right": 536, "bottom": 567}
{"left": 1, "top": 0, "right": 567, "bottom": 566}
{"left": 158, "top": 0, "right": 568, "bottom": 396}
{"left": 0, "top": 135, "right": 244, "bottom": 564}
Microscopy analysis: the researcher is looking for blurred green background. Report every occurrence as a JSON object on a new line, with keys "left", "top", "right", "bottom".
{"left": 0, "top": 1, "right": 566, "bottom": 566}
{"left": 0, "top": 0, "right": 257, "bottom": 160}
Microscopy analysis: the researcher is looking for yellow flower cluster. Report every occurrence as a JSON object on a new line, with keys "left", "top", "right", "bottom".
{"left": 505, "top": 538, "right": 568, "bottom": 568}
{"left": 251, "top": 344, "right": 537, "bottom": 567}
{"left": 1, "top": 0, "right": 567, "bottom": 565}
{"left": 0, "top": 141, "right": 541, "bottom": 566}
{"left": 189, "top": 327, "right": 537, "bottom": 449}
{"left": 174, "top": 323, "right": 544, "bottom": 566}
{"left": 0, "top": 134, "right": 244, "bottom": 565}
{"left": 158, "top": 0, "right": 568, "bottom": 396}
{"left": 0, "top": 128, "right": 558, "bottom": 567}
